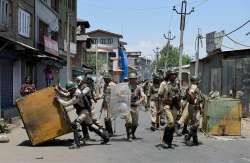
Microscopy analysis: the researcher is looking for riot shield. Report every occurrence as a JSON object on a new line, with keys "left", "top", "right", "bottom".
{"left": 110, "top": 83, "right": 131, "bottom": 119}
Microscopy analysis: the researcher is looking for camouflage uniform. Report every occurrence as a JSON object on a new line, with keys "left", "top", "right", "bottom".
{"left": 158, "top": 71, "right": 180, "bottom": 147}
{"left": 127, "top": 72, "right": 145, "bottom": 140}
{"left": 148, "top": 75, "right": 161, "bottom": 130}
{"left": 177, "top": 76, "right": 205, "bottom": 145}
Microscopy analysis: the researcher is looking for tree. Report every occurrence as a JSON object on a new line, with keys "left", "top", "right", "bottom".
{"left": 154, "top": 45, "right": 191, "bottom": 70}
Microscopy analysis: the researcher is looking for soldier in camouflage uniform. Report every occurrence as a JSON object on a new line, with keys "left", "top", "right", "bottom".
{"left": 158, "top": 70, "right": 180, "bottom": 148}
{"left": 177, "top": 75, "right": 205, "bottom": 145}
{"left": 128, "top": 72, "right": 146, "bottom": 140}
{"left": 148, "top": 74, "right": 161, "bottom": 131}
{"left": 101, "top": 73, "right": 116, "bottom": 136}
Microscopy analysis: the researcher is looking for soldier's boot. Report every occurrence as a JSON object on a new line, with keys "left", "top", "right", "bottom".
{"left": 182, "top": 124, "right": 188, "bottom": 135}
{"left": 131, "top": 126, "right": 138, "bottom": 139}
{"left": 125, "top": 124, "right": 132, "bottom": 141}
{"left": 151, "top": 122, "right": 156, "bottom": 131}
{"left": 163, "top": 127, "right": 174, "bottom": 148}
{"left": 104, "top": 117, "right": 114, "bottom": 137}
{"left": 156, "top": 123, "right": 160, "bottom": 129}
{"left": 81, "top": 123, "right": 90, "bottom": 140}
{"left": 89, "top": 124, "right": 110, "bottom": 144}
{"left": 70, "top": 121, "right": 81, "bottom": 149}
{"left": 191, "top": 127, "right": 199, "bottom": 146}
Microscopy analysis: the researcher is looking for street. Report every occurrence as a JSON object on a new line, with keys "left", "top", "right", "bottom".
{"left": 1, "top": 101, "right": 250, "bottom": 163}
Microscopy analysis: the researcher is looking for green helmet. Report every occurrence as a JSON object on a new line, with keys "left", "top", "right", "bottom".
{"left": 128, "top": 72, "right": 137, "bottom": 79}
{"left": 190, "top": 75, "right": 201, "bottom": 84}
{"left": 66, "top": 81, "right": 77, "bottom": 90}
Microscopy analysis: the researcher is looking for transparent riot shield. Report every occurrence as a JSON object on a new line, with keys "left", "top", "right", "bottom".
{"left": 110, "top": 83, "right": 131, "bottom": 119}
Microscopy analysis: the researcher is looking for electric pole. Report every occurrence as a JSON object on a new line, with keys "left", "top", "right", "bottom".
{"left": 153, "top": 47, "right": 160, "bottom": 73}
{"left": 195, "top": 28, "right": 203, "bottom": 76}
{"left": 163, "top": 31, "right": 175, "bottom": 76}
{"left": 173, "top": 0, "right": 194, "bottom": 87}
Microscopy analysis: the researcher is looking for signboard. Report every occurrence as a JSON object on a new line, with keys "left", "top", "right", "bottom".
{"left": 64, "top": 40, "right": 76, "bottom": 54}
{"left": 44, "top": 36, "right": 59, "bottom": 56}
{"left": 206, "top": 31, "right": 224, "bottom": 54}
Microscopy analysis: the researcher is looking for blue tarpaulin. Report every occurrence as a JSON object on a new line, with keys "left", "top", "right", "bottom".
{"left": 118, "top": 48, "right": 128, "bottom": 81}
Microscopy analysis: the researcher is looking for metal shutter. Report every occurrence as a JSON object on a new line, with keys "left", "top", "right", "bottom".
{"left": 1, "top": 60, "right": 13, "bottom": 108}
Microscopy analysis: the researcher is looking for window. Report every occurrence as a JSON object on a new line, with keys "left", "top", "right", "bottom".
{"left": 0, "top": 0, "right": 9, "bottom": 26}
{"left": 92, "top": 39, "right": 98, "bottom": 44}
{"left": 18, "top": 8, "right": 31, "bottom": 38}
{"left": 107, "top": 38, "right": 113, "bottom": 44}
{"left": 100, "top": 38, "right": 106, "bottom": 44}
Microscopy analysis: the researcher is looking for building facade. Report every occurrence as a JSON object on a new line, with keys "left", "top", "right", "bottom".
{"left": 0, "top": 0, "right": 76, "bottom": 119}
{"left": 86, "top": 29, "right": 123, "bottom": 74}
{"left": 72, "top": 18, "right": 90, "bottom": 78}
{"left": 0, "top": 0, "right": 36, "bottom": 115}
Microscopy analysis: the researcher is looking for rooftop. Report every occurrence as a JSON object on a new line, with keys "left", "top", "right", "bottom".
{"left": 86, "top": 29, "right": 123, "bottom": 38}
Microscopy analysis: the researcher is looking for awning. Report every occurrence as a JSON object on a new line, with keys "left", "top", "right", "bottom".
{"left": 0, "top": 35, "right": 66, "bottom": 66}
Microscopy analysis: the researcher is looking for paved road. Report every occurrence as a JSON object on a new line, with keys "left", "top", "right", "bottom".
{"left": 1, "top": 101, "right": 250, "bottom": 163}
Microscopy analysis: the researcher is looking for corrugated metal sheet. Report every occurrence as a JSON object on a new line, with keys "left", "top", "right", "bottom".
{"left": 203, "top": 98, "right": 242, "bottom": 136}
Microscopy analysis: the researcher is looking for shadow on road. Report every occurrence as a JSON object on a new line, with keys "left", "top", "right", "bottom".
{"left": 18, "top": 139, "right": 74, "bottom": 147}
{"left": 18, "top": 139, "right": 112, "bottom": 148}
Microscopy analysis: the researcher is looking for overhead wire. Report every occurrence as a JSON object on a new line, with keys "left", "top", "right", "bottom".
{"left": 226, "top": 35, "right": 250, "bottom": 48}
{"left": 202, "top": 19, "right": 250, "bottom": 39}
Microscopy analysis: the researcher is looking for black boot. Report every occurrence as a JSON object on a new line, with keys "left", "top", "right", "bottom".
{"left": 192, "top": 128, "right": 199, "bottom": 146}
{"left": 104, "top": 118, "right": 114, "bottom": 137}
{"left": 70, "top": 122, "right": 81, "bottom": 149}
{"left": 81, "top": 123, "right": 90, "bottom": 140}
{"left": 151, "top": 122, "right": 156, "bottom": 131}
{"left": 182, "top": 124, "right": 188, "bottom": 135}
{"left": 125, "top": 125, "right": 132, "bottom": 141}
{"left": 163, "top": 127, "right": 174, "bottom": 148}
{"left": 131, "top": 126, "right": 137, "bottom": 139}
{"left": 89, "top": 124, "right": 110, "bottom": 144}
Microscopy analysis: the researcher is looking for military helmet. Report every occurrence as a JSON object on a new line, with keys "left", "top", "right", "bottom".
{"left": 167, "top": 70, "right": 177, "bottom": 75}
{"left": 190, "top": 75, "right": 201, "bottom": 84}
{"left": 128, "top": 72, "right": 138, "bottom": 79}
{"left": 66, "top": 81, "right": 77, "bottom": 90}
{"left": 103, "top": 73, "right": 112, "bottom": 79}
{"left": 152, "top": 73, "right": 160, "bottom": 81}
{"left": 76, "top": 75, "right": 84, "bottom": 82}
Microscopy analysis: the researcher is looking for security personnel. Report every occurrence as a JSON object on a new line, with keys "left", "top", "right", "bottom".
{"left": 128, "top": 72, "right": 145, "bottom": 140}
{"left": 102, "top": 73, "right": 116, "bottom": 136}
{"left": 158, "top": 70, "right": 180, "bottom": 148}
{"left": 55, "top": 81, "right": 110, "bottom": 148}
{"left": 177, "top": 75, "right": 205, "bottom": 145}
{"left": 57, "top": 76, "right": 93, "bottom": 141}
{"left": 148, "top": 74, "right": 161, "bottom": 131}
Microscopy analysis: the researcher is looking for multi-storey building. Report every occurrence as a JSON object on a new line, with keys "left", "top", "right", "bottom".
{"left": 0, "top": 0, "right": 77, "bottom": 120}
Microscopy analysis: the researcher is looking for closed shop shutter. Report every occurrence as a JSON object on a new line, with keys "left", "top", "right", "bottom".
{"left": 1, "top": 60, "right": 13, "bottom": 108}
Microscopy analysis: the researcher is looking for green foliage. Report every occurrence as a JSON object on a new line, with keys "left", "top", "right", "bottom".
{"left": 154, "top": 45, "right": 191, "bottom": 69}
{"left": 0, "top": 119, "right": 9, "bottom": 134}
